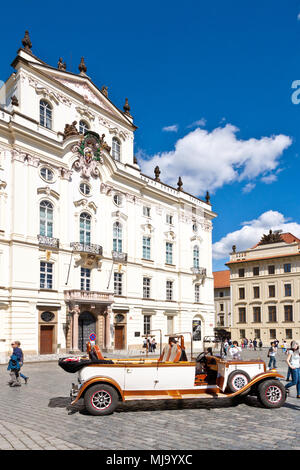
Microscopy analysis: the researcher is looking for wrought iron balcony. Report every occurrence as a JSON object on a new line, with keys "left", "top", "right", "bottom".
{"left": 191, "top": 267, "right": 207, "bottom": 276}
{"left": 70, "top": 242, "right": 103, "bottom": 255}
{"left": 112, "top": 250, "right": 128, "bottom": 263}
{"left": 37, "top": 235, "right": 59, "bottom": 248}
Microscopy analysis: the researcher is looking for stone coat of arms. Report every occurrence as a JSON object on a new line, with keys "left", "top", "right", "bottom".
{"left": 72, "top": 132, "right": 110, "bottom": 178}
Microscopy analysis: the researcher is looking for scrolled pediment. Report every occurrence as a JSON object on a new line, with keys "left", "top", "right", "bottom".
{"left": 74, "top": 198, "right": 97, "bottom": 214}
{"left": 112, "top": 210, "right": 128, "bottom": 221}
{"left": 37, "top": 186, "right": 60, "bottom": 200}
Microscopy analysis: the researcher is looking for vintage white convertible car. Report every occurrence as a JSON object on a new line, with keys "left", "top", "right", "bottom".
{"left": 59, "top": 335, "right": 286, "bottom": 416}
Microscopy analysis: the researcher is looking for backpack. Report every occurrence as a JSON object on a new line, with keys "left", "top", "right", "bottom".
{"left": 7, "top": 354, "right": 20, "bottom": 371}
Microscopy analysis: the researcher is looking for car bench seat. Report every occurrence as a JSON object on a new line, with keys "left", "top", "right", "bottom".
{"left": 158, "top": 343, "right": 182, "bottom": 362}
{"left": 86, "top": 342, "right": 105, "bottom": 361}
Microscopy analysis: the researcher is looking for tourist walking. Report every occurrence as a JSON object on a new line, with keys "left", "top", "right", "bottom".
{"left": 253, "top": 339, "right": 257, "bottom": 351}
{"left": 151, "top": 338, "right": 156, "bottom": 353}
{"left": 12, "top": 341, "right": 29, "bottom": 384}
{"left": 285, "top": 341, "right": 300, "bottom": 398}
{"left": 7, "top": 352, "right": 21, "bottom": 387}
{"left": 282, "top": 340, "right": 287, "bottom": 354}
{"left": 259, "top": 339, "right": 263, "bottom": 350}
{"left": 267, "top": 341, "right": 277, "bottom": 369}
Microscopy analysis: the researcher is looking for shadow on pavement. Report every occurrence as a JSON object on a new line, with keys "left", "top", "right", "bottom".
{"left": 48, "top": 395, "right": 261, "bottom": 415}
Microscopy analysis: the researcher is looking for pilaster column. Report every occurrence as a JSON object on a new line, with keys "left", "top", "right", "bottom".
{"left": 105, "top": 306, "right": 113, "bottom": 349}
{"left": 72, "top": 305, "right": 80, "bottom": 351}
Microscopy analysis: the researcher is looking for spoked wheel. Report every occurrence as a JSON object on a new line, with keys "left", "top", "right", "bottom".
{"left": 84, "top": 384, "right": 119, "bottom": 416}
{"left": 257, "top": 380, "right": 286, "bottom": 408}
{"left": 227, "top": 370, "right": 250, "bottom": 395}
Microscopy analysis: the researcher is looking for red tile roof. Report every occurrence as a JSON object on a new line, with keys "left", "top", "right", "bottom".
{"left": 213, "top": 270, "right": 230, "bottom": 288}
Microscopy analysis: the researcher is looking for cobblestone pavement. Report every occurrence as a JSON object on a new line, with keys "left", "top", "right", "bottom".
{"left": 1, "top": 348, "right": 300, "bottom": 450}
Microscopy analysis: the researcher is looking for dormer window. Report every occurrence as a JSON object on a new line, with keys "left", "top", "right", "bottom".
{"left": 79, "top": 120, "right": 90, "bottom": 135}
{"left": 112, "top": 137, "right": 121, "bottom": 161}
{"left": 39, "top": 100, "right": 52, "bottom": 129}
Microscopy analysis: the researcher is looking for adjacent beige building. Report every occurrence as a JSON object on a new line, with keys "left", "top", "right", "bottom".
{"left": 226, "top": 231, "right": 300, "bottom": 346}
{"left": 213, "top": 270, "right": 231, "bottom": 335}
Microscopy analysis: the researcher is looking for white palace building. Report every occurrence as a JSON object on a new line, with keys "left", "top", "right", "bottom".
{"left": 0, "top": 31, "right": 216, "bottom": 359}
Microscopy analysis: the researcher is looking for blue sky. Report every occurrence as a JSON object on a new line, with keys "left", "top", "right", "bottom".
{"left": 2, "top": 0, "right": 300, "bottom": 271}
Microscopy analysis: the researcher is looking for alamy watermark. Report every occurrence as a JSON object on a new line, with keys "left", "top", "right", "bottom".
{"left": 291, "top": 80, "right": 300, "bottom": 104}
{"left": 0, "top": 80, "right": 5, "bottom": 107}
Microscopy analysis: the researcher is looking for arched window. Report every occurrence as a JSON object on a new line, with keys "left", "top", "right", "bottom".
{"left": 80, "top": 212, "right": 91, "bottom": 245}
{"left": 113, "top": 222, "right": 123, "bottom": 252}
{"left": 39, "top": 100, "right": 52, "bottom": 129}
{"left": 193, "top": 245, "right": 200, "bottom": 268}
{"left": 40, "top": 200, "right": 53, "bottom": 237}
{"left": 112, "top": 137, "right": 121, "bottom": 161}
{"left": 79, "top": 120, "right": 89, "bottom": 135}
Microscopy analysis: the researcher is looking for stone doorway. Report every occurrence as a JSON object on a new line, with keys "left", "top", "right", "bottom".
{"left": 78, "top": 311, "right": 96, "bottom": 352}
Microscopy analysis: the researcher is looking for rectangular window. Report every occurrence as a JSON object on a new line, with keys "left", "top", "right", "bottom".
{"left": 284, "top": 263, "right": 291, "bottom": 273}
{"left": 114, "top": 273, "right": 123, "bottom": 295}
{"left": 268, "top": 265, "right": 275, "bottom": 275}
{"left": 167, "top": 316, "right": 174, "bottom": 334}
{"left": 195, "top": 284, "right": 200, "bottom": 302}
{"left": 253, "top": 286, "right": 260, "bottom": 299}
{"left": 238, "top": 307, "right": 246, "bottom": 323}
{"left": 239, "top": 287, "right": 245, "bottom": 299}
{"left": 284, "top": 305, "right": 293, "bottom": 322}
{"left": 253, "top": 306, "right": 261, "bottom": 323}
{"left": 253, "top": 266, "right": 259, "bottom": 276}
{"left": 220, "top": 303, "right": 224, "bottom": 312}
{"left": 239, "top": 329, "right": 246, "bottom": 340}
{"left": 40, "top": 262, "right": 53, "bottom": 289}
{"left": 238, "top": 268, "right": 245, "bottom": 278}
{"left": 142, "top": 236, "right": 151, "bottom": 260}
{"left": 284, "top": 284, "right": 292, "bottom": 297}
{"left": 218, "top": 316, "right": 224, "bottom": 327}
{"left": 270, "top": 329, "right": 276, "bottom": 340}
{"left": 166, "top": 214, "right": 173, "bottom": 225}
{"left": 143, "top": 315, "right": 151, "bottom": 335}
{"left": 143, "top": 277, "right": 151, "bottom": 299}
{"left": 268, "top": 285, "right": 275, "bottom": 297}
{"left": 166, "top": 242, "right": 173, "bottom": 265}
{"left": 166, "top": 280, "right": 173, "bottom": 301}
{"left": 143, "top": 206, "right": 151, "bottom": 217}
{"left": 268, "top": 306, "right": 277, "bottom": 322}
{"left": 286, "top": 329, "right": 292, "bottom": 340}
{"left": 254, "top": 329, "right": 261, "bottom": 339}
{"left": 80, "top": 267, "right": 91, "bottom": 291}
{"left": 219, "top": 292, "right": 224, "bottom": 298}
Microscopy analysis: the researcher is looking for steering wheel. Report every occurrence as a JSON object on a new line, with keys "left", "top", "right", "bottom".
{"left": 196, "top": 351, "right": 207, "bottom": 363}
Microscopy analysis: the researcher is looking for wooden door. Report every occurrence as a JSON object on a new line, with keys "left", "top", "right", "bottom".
{"left": 40, "top": 325, "right": 54, "bottom": 354}
{"left": 115, "top": 325, "right": 124, "bottom": 349}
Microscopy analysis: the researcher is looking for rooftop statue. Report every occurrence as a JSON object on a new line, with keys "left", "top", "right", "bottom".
{"left": 259, "top": 229, "right": 282, "bottom": 245}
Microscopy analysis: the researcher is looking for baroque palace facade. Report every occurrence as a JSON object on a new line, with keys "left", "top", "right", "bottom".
{"left": 226, "top": 231, "right": 300, "bottom": 345}
{"left": 0, "top": 32, "right": 216, "bottom": 359}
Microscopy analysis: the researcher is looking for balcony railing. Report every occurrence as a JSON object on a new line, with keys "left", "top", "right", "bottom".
{"left": 37, "top": 235, "right": 59, "bottom": 248}
{"left": 64, "top": 289, "right": 114, "bottom": 304}
{"left": 191, "top": 267, "right": 207, "bottom": 276}
{"left": 112, "top": 251, "right": 128, "bottom": 263}
{"left": 70, "top": 242, "right": 103, "bottom": 255}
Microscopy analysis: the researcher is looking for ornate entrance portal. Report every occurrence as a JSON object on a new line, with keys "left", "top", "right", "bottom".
{"left": 78, "top": 311, "right": 96, "bottom": 352}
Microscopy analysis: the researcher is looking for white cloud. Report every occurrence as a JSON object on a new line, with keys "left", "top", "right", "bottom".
{"left": 260, "top": 174, "right": 278, "bottom": 184}
{"left": 140, "top": 124, "right": 292, "bottom": 195}
{"left": 242, "top": 182, "right": 256, "bottom": 193}
{"left": 212, "top": 210, "right": 300, "bottom": 260}
{"left": 297, "top": 12, "right": 300, "bottom": 20}
{"left": 162, "top": 124, "right": 178, "bottom": 132}
{"left": 187, "top": 118, "right": 206, "bottom": 128}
